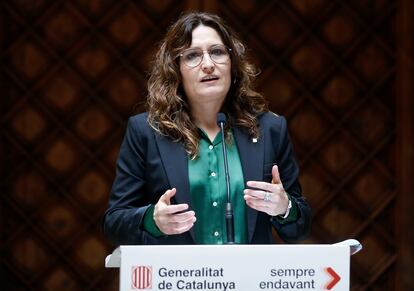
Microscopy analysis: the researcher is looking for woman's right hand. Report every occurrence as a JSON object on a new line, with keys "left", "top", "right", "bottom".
{"left": 153, "top": 188, "right": 196, "bottom": 235}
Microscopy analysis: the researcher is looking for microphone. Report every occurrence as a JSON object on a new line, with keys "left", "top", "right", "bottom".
{"left": 217, "top": 113, "right": 235, "bottom": 244}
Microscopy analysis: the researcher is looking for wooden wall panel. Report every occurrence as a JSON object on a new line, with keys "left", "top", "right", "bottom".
{"left": 396, "top": 0, "right": 414, "bottom": 290}
{"left": 214, "top": 1, "right": 398, "bottom": 290}
{"left": 1, "top": 1, "right": 186, "bottom": 289}
{"left": 1, "top": 1, "right": 412, "bottom": 290}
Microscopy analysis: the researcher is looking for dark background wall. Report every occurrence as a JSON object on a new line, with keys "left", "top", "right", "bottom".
{"left": 1, "top": 1, "right": 413, "bottom": 290}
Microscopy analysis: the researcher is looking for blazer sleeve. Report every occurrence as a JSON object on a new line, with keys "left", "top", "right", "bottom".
{"left": 270, "top": 116, "right": 311, "bottom": 242}
{"left": 102, "top": 117, "right": 154, "bottom": 245}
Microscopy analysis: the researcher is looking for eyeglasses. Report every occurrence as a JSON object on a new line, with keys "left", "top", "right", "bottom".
{"left": 179, "top": 44, "right": 231, "bottom": 67}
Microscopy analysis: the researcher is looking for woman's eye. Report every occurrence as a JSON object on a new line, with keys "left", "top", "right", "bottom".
{"left": 185, "top": 51, "right": 201, "bottom": 60}
{"left": 210, "top": 48, "right": 226, "bottom": 56}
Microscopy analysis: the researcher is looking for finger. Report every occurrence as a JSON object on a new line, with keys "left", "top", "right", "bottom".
{"left": 244, "top": 195, "right": 271, "bottom": 212}
{"left": 246, "top": 181, "right": 276, "bottom": 193}
{"left": 164, "top": 214, "right": 196, "bottom": 228}
{"left": 163, "top": 216, "right": 196, "bottom": 234}
{"left": 162, "top": 203, "right": 189, "bottom": 214}
{"left": 168, "top": 211, "right": 196, "bottom": 223}
{"left": 159, "top": 188, "right": 176, "bottom": 204}
{"left": 245, "top": 193, "right": 288, "bottom": 216}
{"left": 271, "top": 165, "right": 281, "bottom": 184}
{"left": 244, "top": 195, "right": 278, "bottom": 213}
{"left": 174, "top": 220, "right": 196, "bottom": 234}
{"left": 243, "top": 188, "right": 269, "bottom": 200}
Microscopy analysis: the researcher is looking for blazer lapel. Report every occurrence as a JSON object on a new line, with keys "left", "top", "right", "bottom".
{"left": 233, "top": 126, "right": 264, "bottom": 243}
{"left": 155, "top": 134, "right": 195, "bottom": 241}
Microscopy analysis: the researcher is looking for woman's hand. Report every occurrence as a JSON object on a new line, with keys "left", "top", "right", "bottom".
{"left": 154, "top": 188, "right": 196, "bottom": 235}
{"left": 243, "top": 165, "right": 289, "bottom": 216}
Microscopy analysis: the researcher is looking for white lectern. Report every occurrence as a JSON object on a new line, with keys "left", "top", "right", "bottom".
{"left": 106, "top": 240, "right": 361, "bottom": 291}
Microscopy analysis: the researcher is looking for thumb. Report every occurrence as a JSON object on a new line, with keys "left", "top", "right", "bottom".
{"left": 159, "top": 188, "right": 176, "bottom": 205}
{"left": 271, "top": 165, "right": 281, "bottom": 184}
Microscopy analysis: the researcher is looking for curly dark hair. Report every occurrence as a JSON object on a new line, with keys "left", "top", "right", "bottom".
{"left": 147, "top": 11, "right": 268, "bottom": 158}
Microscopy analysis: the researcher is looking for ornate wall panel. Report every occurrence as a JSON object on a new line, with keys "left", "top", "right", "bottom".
{"left": 1, "top": 0, "right": 411, "bottom": 290}
{"left": 217, "top": 1, "right": 398, "bottom": 289}
{"left": 1, "top": 1, "right": 186, "bottom": 290}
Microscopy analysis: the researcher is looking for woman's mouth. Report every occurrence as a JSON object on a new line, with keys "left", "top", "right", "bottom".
{"left": 201, "top": 75, "right": 219, "bottom": 82}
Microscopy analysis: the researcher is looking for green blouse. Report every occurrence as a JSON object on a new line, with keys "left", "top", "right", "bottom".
{"left": 188, "top": 129, "right": 248, "bottom": 244}
{"left": 142, "top": 130, "right": 298, "bottom": 242}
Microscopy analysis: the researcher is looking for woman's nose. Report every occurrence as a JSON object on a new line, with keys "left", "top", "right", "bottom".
{"left": 201, "top": 52, "right": 214, "bottom": 72}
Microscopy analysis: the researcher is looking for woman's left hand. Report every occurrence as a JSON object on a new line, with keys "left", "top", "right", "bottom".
{"left": 243, "top": 165, "right": 289, "bottom": 216}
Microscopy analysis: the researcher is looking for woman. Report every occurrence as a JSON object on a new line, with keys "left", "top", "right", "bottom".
{"left": 103, "top": 12, "right": 311, "bottom": 245}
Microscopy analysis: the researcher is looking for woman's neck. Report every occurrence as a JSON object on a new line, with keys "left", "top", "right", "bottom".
{"left": 190, "top": 101, "right": 222, "bottom": 141}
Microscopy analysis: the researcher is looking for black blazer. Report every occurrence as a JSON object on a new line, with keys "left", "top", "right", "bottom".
{"left": 103, "top": 112, "right": 311, "bottom": 245}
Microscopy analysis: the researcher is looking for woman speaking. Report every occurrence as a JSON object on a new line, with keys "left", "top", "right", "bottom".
{"left": 103, "top": 11, "right": 311, "bottom": 245}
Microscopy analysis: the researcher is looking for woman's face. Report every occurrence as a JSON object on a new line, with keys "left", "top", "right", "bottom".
{"left": 179, "top": 25, "right": 231, "bottom": 108}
